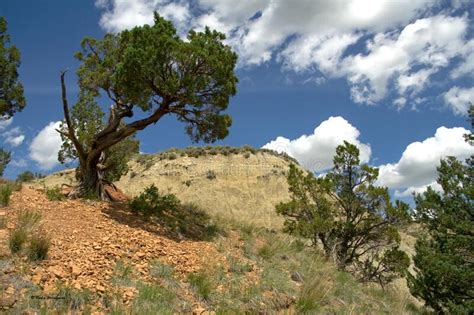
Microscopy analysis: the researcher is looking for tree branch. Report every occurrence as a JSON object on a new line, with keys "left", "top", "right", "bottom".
{"left": 60, "top": 70, "right": 87, "bottom": 165}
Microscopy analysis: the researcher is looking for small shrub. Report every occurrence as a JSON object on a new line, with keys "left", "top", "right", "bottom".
{"left": 9, "top": 228, "right": 27, "bottom": 253}
{"left": 0, "top": 216, "right": 5, "bottom": 229}
{"left": 243, "top": 152, "right": 250, "bottom": 159}
{"left": 188, "top": 271, "right": 214, "bottom": 300}
{"left": 45, "top": 186, "right": 64, "bottom": 201}
{"left": 18, "top": 210, "right": 42, "bottom": 230}
{"left": 0, "top": 184, "right": 13, "bottom": 206}
{"left": 168, "top": 153, "right": 177, "bottom": 160}
{"left": 16, "top": 171, "right": 36, "bottom": 183}
{"left": 132, "top": 282, "right": 189, "bottom": 314}
{"left": 54, "top": 285, "right": 93, "bottom": 311}
{"left": 130, "top": 171, "right": 137, "bottom": 178}
{"left": 27, "top": 234, "right": 51, "bottom": 261}
{"left": 130, "top": 184, "right": 180, "bottom": 217}
{"left": 150, "top": 261, "right": 174, "bottom": 280}
{"left": 112, "top": 260, "right": 133, "bottom": 286}
{"left": 205, "top": 170, "right": 216, "bottom": 180}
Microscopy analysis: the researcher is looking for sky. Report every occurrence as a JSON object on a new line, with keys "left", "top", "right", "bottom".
{"left": 1, "top": 0, "right": 473, "bottom": 203}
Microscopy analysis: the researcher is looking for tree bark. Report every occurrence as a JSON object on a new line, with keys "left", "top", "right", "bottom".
{"left": 59, "top": 71, "right": 169, "bottom": 201}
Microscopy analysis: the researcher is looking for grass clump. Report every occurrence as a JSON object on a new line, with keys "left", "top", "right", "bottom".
{"left": 45, "top": 186, "right": 65, "bottom": 201}
{"left": 187, "top": 271, "right": 214, "bottom": 301}
{"left": 17, "top": 209, "right": 41, "bottom": 230}
{"left": 150, "top": 260, "right": 174, "bottom": 280}
{"left": 54, "top": 285, "right": 93, "bottom": 312}
{"left": 9, "top": 227, "right": 27, "bottom": 253}
{"left": 0, "top": 183, "right": 13, "bottom": 206}
{"left": 27, "top": 234, "right": 51, "bottom": 261}
{"left": 112, "top": 260, "right": 133, "bottom": 286}
{"left": 132, "top": 282, "right": 190, "bottom": 314}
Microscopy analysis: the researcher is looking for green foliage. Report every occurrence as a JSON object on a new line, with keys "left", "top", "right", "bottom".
{"left": 130, "top": 185, "right": 219, "bottom": 240}
{"left": 187, "top": 271, "right": 214, "bottom": 300}
{"left": 132, "top": 282, "right": 187, "bottom": 314}
{"left": 150, "top": 260, "right": 175, "bottom": 280}
{"left": 0, "top": 182, "right": 12, "bottom": 206}
{"left": 130, "top": 184, "right": 180, "bottom": 217}
{"left": 0, "top": 148, "right": 11, "bottom": 177}
{"left": 17, "top": 209, "right": 42, "bottom": 230}
{"left": 76, "top": 13, "right": 237, "bottom": 143}
{"left": 408, "top": 156, "right": 474, "bottom": 314}
{"left": 0, "top": 17, "right": 26, "bottom": 118}
{"left": 277, "top": 141, "right": 410, "bottom": 287}
{"left": 27, "top": 234, "right": 51, "bottom": 261}
{"left": 9, "top": 227, "right": 27, "bottom": 253}
{"left": 45, "top": 186, "right": 65, "bottom": 201}
{"left": 16, "top": 170, "right": 35, "bottom": 182}
{"left": 205, "top": 170, "right": 216, "bottom": 180}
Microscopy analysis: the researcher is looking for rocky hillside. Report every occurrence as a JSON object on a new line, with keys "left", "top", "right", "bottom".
{"left": 36, "top": 146, "right": 298, "bottom": 227}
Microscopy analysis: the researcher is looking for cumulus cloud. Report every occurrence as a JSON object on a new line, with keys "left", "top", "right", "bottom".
{"left": 29, "top": 121, "right": 62, "bottom": 170}
{"left": 0, "top": 117, "right": 13, "bottom": 131}
{"left": 2, "top": 127, "right": 25, "bottom": 147}
{"left": 94, "top": 1, "right": 473, "bottom": 110}
{"left": 377, "top": 126, "right": 474, "bottom": 197}
{"left": 341, "top": 15, "right": 469, "bottom": 104}
{"left": 96, "top": 0, "right": 191, "bottom": 34}
{"left": 444, "top": 86, "right": 474, "bottom": 116}
{"left": 262, "top": 116, "right": 371, "bottom": 172}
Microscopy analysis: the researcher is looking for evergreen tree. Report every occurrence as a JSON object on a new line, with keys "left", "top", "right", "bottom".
{"left": 59, "top": 13, "right": 237, "bottom": 200}
{"left": 277, "top": 141, "right": 410, "bottom": 287}
{"left": 0, "top": 17, "right": 25, "bottom": 177}
{"left": 408, "top": 108, "right": 474, "bottom": 314}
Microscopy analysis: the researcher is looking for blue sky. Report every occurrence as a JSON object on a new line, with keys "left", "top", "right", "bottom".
{"left": 1, "top": 0, "right": 473, "bottom": 201}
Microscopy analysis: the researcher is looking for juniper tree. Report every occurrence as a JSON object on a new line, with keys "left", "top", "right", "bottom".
{"left": 0, "top": 17, "right": 25, "bottom": 177}
{"left": 408, "top": 109, "right": 474, "bottom": 314}
{"left": 58, "top": 13, "right": 238, "bottom": 200}
{"left": 277, "top": 141, "right": 410, "bottom": 287}
{"left": 408, "top": 157, "right": 474, "bottom": 314}
{"left": 58, "top": 92, "right": 139, "bottom": 194}
{"left": 0, "top": 17, "right": 25, "bottom": 118}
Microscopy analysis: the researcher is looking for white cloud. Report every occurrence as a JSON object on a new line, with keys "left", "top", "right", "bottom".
{"left": 29, "top": 121, "right": 62, "bottom": 170}
{"left": 9, "top": 158, "right": 27, "bottom": 168}
{"left": 450, "top": 39, "right": 474, "bottom": 79}
{"left": 0, "top": 117, "right": 13, "bottom": 131}
{"left": 262, "top": 116, "right": 371, "bottom": 171}
{"left": 94, "top": 1, "right": 473, "bottom": 110}
{"left": 394, "top": 181, "right": 442, "bottom": 198}
{"left": 377, "top": 126, "right": 474, "bottom": 196}
{"left": 96, "top": 0, "right": 191, "bottom": 34}
{"left": 342, "top": 15, "right": 468, "bottom": 104}
{"left": 444, "top": 86, "right": 474, "bottom": 116}
{"left": 2, "top": 127, "right": 25, "bottom": 147}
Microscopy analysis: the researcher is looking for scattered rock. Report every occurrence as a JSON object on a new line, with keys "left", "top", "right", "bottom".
{"left": 0, "top": 295, "right": 16, "bottom": 309}
{"left": 291, "top": 271, "right": 304, "bottom": 283}
{"left": 96, "top": 284, "right": 106, "bottom": 293}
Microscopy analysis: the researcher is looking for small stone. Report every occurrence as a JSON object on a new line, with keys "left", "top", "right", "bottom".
{"left": 31, "top": 274, "right": 42, "bottom": 284}
{"left": 193, "top": 307, "right": 206, "bottom": 315}
{"left": 71, "top": 264, "right": 82, "bottom": 276}
{"left": 136, "top": 252, "right": 145, "bottom": 258}
{"left": 5, "top": 287, "right": 15, "bottom": 295}
{"left": 48, "top": 266, "right": 66, "bottom": 279}
{"left": 0, "top": 296, "right": 16, "bottom": 308}
{"left": 96, "top": 285, "right": 105, "bottom": 293}
{"left": 291, "top": 271, "right": 304, "bottom": 283}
